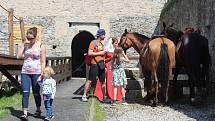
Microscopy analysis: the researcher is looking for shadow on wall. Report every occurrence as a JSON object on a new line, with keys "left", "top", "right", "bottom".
{"left": 71, "top": 31, "right": 95, "bottom": 77}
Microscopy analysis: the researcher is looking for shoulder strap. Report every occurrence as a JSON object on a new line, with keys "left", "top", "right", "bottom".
{"left": 23, "top": 43, "right": 27, "bottom": 53}
{"left": 93, "top": 39, "right": 97, "bottom": 48}
{"left": 92, "top": 40, "right": 98, "bottom": 63}
{"left": 40, "top": 43, "right": 43, "bottom": 48}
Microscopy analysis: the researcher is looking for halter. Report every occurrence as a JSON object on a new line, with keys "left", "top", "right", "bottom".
{"left": 120, "top": 33, "right": 133, "bottom": 48}
{"left": 140, "top": 41, "right": 150, "bottom": 57}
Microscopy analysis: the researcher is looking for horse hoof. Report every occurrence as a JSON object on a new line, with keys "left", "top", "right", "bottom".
{"left": 165, "top": 101, "right": 171, "bottom": 106}
{"left": 190, "top": 98, "right": 197, "bottom": 106}
{"left": 152, "top": 103, "right": 157, "bottom": 107}
{"left": 191, "top": 98, "right": 195, "bottom": 103}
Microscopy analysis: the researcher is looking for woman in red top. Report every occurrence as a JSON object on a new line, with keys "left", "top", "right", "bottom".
{"left": 94, "top": 37, "right": 122, "bottom": 102}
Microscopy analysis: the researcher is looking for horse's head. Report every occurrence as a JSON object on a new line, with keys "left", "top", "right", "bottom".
{"left": 119, "top": 29, "right": 133, "bottom": 50}
{"left": 194, "top": 27, "right": 201, "bottom": 34}
{"left": 162, "top": 22, "right": 183, "bottom": 45}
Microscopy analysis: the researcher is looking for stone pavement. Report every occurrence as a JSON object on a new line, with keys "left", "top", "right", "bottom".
{"left": 2, "top": 78, "right": 89, "bottom": 121}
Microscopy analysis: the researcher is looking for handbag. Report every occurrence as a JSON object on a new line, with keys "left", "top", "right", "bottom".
{"left": 85, "top": 40, "right": 97, "bottom": 66}
{"left": 85, "top": 53, "right": 91, "bottom": 66}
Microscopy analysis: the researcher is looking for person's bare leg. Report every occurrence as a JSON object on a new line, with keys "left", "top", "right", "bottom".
{"left": 121, "top": 86, "right": 126, "bottom": 98}
{"left": 83, "top": 80, "right": 92, "bottom": 97}
{"left": 101, "top": 81, "right": 106, "bottom": 100}
{"left": 121, "top": 86, "right": 127, "bottom": 104}
{"left": 113, "top": 87, "right": 117, "bottom": 100}
{"left": 112, "top": 86, "right": 117, "bottom": 105}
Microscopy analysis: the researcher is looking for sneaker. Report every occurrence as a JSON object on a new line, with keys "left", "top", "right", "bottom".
{"left": 50, "top": 115, "right": 54, "bottom": 120}
{"left": 45, "top": 115, "right": 54, "bottom": 121}
{"left": 82, "top": 96, "right": 88, "bottom": 102}
{"left": 20, "top": 114, "right": 28, "bottom": 121}
{"left": 33, "top": 110, "right": 41, "bottom": 117}
{"left": 101, "top": 96, "right": 111, "bottom": 104}
{"left": 45, "top": 117, "right": 50, "bottom": 121}
{"left": 112, "top": 100, "right": 117, "bottom": 106}
{"left": 122, "top": 97, "right": 127, "bottom": 105}
{"left": 122, "top": 101, "right": 127, "bottom": 105}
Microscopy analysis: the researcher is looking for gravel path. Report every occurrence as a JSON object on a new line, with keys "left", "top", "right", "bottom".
{"left": 102, "top": 99, "right": 215, "bottom": 121}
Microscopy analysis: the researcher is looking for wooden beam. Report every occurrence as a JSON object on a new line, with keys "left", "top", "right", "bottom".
{"left": 0, "top": 54, "right": 23, "bottom": 65}
{"left": 0, "top": 56, "right": 72, "bottom": 85}
{"left": 0, "top": 65, "right": 22, "bottom": 70}
{"left": 0, "top": 72, "right": 2, "bottom": 89}
{"left": 0, "top": 65, "right": 21, "bottom": 90}
{"left": 8, "top": 8, "right": 14, "bottom": 56}
{"left": 19, "top": 17, "right": 26, "bottom": 43}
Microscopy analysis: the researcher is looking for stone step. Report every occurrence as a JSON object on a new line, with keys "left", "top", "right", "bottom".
{"left": 125, "top": 67, "right": 141, "bottom": 80}
{"left": 126, "top": 79, "right": 144, "bottom": 90}
{"left": 126, "top": 89, "right": 147, "bottom": 99}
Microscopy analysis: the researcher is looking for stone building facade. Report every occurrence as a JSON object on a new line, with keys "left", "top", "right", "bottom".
{"left": 0, "top": 0, "right": 166, "bottom": 63}
{"left": 0, "top": 0, "right": 169, "bottom": 78}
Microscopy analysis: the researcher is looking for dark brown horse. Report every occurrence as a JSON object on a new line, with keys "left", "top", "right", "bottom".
{"left": 119, "top": 29, "right": 175, "bottom": 106}
{"left": 162, "top": 22, "right": 211, "bottom": 103}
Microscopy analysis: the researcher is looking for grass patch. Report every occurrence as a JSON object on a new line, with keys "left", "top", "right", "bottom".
{"left": 0, "top": 90, "right": 33, "bottom": 119}
{"left": 93, "top": 98, "right": 104, "bottom": 121}
{"left": 0, "top": 92, "right": 22, "bottom": 119}
{"left": 84, "top": 88, "right": 105, "bottom": 121}
{"left": 83, "top": 97, "right": 92, "bottom": 121}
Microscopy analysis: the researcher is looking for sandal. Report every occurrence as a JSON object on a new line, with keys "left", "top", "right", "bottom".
{"left": 20, "top": 114, "right": 28, "bottom": 121}
{"left": 33, "top": 110, "right": 42, "bottom": 117}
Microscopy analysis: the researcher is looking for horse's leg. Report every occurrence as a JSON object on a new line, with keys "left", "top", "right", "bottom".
{"left": 188, "top": 69, "right": 195, "bottom": 103}
{"left": 204, "top": 64, "right": 209, "bottom": 98}
{"left": 143, "top": 70, "right": 153, "bottom": 102}
{"left": 201, "top": 64, "right": 209, "bottom": 99}
{"left": 153, "top": 71, "right": 159, "bottom": 106}
{"left": 165, "top": 67, "right": 173, "bottom": 104}
{"left": 173, "top": 65, "right": 180, "bottom": 81}
{"left": 173, "top": 64, "right": 181, "bottom": 98}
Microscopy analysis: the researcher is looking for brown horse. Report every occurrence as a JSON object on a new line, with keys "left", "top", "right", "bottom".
{"left": 119, "top": 29, "right": 175, "bottom": 106}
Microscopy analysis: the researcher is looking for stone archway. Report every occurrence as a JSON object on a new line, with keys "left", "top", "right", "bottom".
{"left": 71, "top": 31, "right": 95, "bottom": 77}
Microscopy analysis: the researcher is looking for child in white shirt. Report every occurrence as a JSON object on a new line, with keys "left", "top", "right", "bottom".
{"left": 41, "top": 66, "right": 56, "bottom": 121}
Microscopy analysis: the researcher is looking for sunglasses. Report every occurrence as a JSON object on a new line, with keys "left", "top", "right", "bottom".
{"left": 26, "top": 37, "right": 35, "bottom": 40}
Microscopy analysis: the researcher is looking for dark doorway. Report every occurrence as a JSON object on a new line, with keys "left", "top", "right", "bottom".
{"left": 71, "top": 31, "right": 95, "bottom": 77}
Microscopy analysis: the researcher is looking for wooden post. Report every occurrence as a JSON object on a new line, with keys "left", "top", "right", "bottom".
{"left": 8, "top": 8, "right": 14, "bottom": 56}
{"left": 19, "top": 17, "right": 25, "bottom": 43}
{"left": 0, "top": 72, "right": 2, "bottom": 89}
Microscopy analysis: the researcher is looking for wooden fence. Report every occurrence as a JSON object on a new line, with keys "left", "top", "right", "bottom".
{"left": 0, "top": 54, "right": 72, "bottom": 90}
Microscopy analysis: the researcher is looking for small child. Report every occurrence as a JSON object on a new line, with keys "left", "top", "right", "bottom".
{"left": 111, "top": 47, "right": 130, "bottom": 106}
{"left": 41, "top": 66, "right": 56, "bottom": 121}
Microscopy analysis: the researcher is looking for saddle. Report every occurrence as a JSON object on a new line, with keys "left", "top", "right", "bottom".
{"left": 151, "top": 35, "right": 166, "bottom": 40}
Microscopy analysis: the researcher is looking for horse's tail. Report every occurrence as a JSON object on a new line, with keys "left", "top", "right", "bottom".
{"left": 157, "top": 42, "right": 170, "bottom": 81}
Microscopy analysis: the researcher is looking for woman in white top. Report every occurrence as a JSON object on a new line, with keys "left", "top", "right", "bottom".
{"left": 17, "top": 27, "right": 46, "bottom": 120}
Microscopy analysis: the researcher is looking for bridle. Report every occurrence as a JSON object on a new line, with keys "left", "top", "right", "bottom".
{"left": 120, "top": 33, "right": 133, "bottom": 48}
{"left": 140, "top": 40, "right": 150, "bottom": 57}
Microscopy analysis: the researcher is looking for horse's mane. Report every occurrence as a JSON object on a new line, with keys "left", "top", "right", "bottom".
{"left": 165, "top": 28, "right": 183, "bottom": 44}
{"left": 133, "top": 32, "right": 150, "bottom": 43}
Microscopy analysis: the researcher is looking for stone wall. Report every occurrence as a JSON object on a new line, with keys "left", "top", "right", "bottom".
{"left": 157, "top": 0, "right": 215, "bottom": 82}
{"left": 110, "top": 16, "right": 160, "bottom": 67}
{"left": 0, "top": 0, "right": 168, "bottom": 68}
{"left": 0, "top": 15, "right": 8, "bottom": 54}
